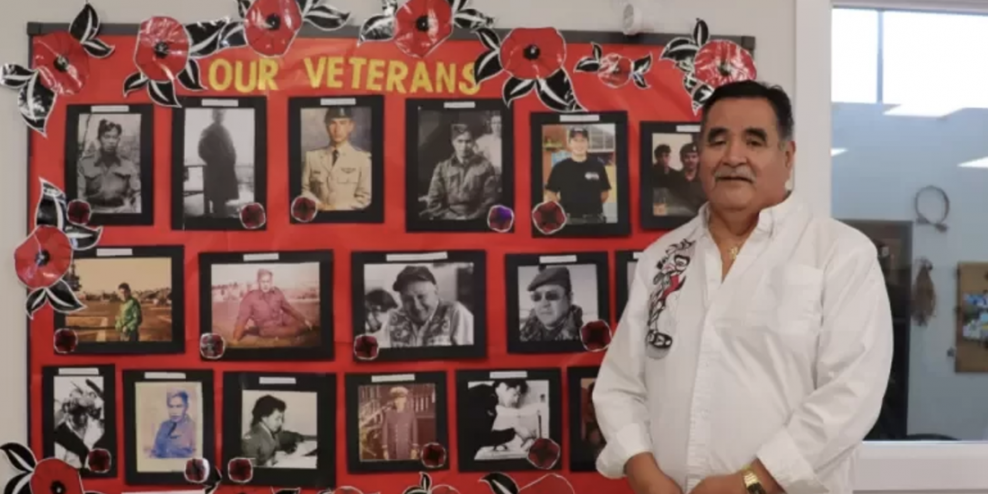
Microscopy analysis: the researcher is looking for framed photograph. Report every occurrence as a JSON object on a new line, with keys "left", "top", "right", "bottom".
{"left": 567, "top": 366, "right": 603, "bottom": 472}
{"left": 455, "top": 369, "right": 562, "bottom": 472}
{"left": 345, "top": 372, "right": 449, "bottom": 474}
{"left": 123, "top": 369, "right": 215, "bottom": 485}
{"left": 530, "top": 112, "right": 629, "bottom": 238}
{"left": 222, "top": 372, "right": 336, "bottom": 487}
{"left": 505, "top": 252, "right": 610, "bottom": 354}
{"left": 199, "top": 250, "right": 334, "bottom": 361}
{"left": 639, "top": 122, "right": 705, "bottom": 230}
{"left": 64, "top": 104, "right": 154, "bottom": 226}
{"left": 171, "top": 96, "right": 268, "bottom": 231}
{"left": 405, "top": 99, "right": 514, "bottom": 232}
{"left": 956, "top": 263, "right": 988, "bottom": 373}
{"left": 615, "top": 250, "right": 642, "bottom": 320}
{"left": 42, "top": 365, "right": 117, "bottom": 478}
{"left": 288, "top": 95, "right": 385, "bottom": 224}
{"left": 53, "top": 246, "right": 185, "bottom": 355}
{"left": 351, "top": 250, "right": 486, "bottom": 361}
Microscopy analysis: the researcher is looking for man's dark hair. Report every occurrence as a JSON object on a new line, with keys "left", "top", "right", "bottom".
{"left": 494, "top": 379, "right": 529, "bottom": 395}
{"left": 700, "top": 81, "right": 794, "bottom": 142}
{"left": 97, "top": 119, "right": 123, "bottom": 139}
{"left": 251, "top": 394, "right": 287, "bottom": 426}
{"left": 653, "top": 144, "right": 671, "bottom": 159}
{"left": 118, "top": 283, "right": 131, "bottom": 292}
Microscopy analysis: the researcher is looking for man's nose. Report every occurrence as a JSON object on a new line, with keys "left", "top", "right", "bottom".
{"left": 722, "top": 141, "right": 747, "bottom": 166}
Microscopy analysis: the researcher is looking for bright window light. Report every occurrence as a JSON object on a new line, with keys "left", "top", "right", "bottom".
{"left": 958, "top": 157, "right": 988, "bottom": 169}
{"left": 884, "top": 103, "right": 963, "bottom": 118}
{"left": 832, "top": 148, "right": 847, "bottom": 156}
{"left": 832, "top": 9, "right": 879, "bottom": 104}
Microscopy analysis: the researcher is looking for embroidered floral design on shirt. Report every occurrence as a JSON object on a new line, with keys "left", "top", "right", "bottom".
{"left": 645, "top": 238, "right": 695, "bottom": 350}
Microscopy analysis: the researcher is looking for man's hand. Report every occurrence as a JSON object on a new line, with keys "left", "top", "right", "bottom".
{"left": 625, "top": 453, "right": 682, "bottom": 494}
{"left": 513, "top": 425, "right": 535, "bottom": 441}
{"left": 691, "top": 473, "right": 747, "bottom": 494}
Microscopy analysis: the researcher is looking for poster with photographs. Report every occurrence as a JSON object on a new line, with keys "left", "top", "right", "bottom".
{"left": 345, "top": 372, "right": 449, "bottom": 474}
{"left": 42, "top": 365, "right": 117, "bottom": 478}
{"left": 171, "top": 97, "right": 268, "bottom": 231}
{"left": 199, "top": 250, "right": 334, "bottom": 361}
{"left": 615, "top": 250, "right": 641, "bottom": 320}
{"left": 505, "top": 252, "right": 610, "bottom": 354}
{"left": 956, "top": 263, "right": 988, "bottom": 373}
{"left": 351, "top": 250, "right": 486, "bottom": 361}
{"left": 288, "top": 96, "right": 385, "bottom": 224}
{"left": 52, "top": 246, "right": 185, "bottom": 355}
{"left": 123, "top": 370, "right": 215, "bottom": 485}
{"left": 222, "top": 372, "right": 336, "bottom": 487}
{"left": 530, "top": 112, "right": 629, "bottom": 238}
{"left": 567, "top": 366, "right": 603, "bottom": 472}
{"left": 63, "top": 104, "right": 154, "bottom": 226}
{"left": 640, "top": 122, "right": 705, "bottom": 230}
{"left": 405, "top": 99, "right": 514, "bottom": 232}
{"left": 455, "top": 369, "right": 562, "bottom": 472}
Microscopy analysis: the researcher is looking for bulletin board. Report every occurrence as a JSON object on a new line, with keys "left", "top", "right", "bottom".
{"left": 9, "top": 3, "right": 757, "bottom": 494}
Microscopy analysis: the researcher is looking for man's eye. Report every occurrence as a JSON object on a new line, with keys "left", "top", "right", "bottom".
{"left": 747, "top": 140, "right": 765, "bottom": 147}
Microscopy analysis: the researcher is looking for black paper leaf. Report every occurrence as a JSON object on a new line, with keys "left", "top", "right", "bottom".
{"left": 633, "top": 53, "right": 653, "bottom": 74}
{"left": 5, "top": 472, "right": 30, "bottom": 494}
{"left": 358, "top": 14, "right": 396, "bottom": 43}
{"left": 536, "top": 69, "right": 583, "bottom": 113}
{"left": 186, "top": 19, "right": 230, "bottom": 58}
{"left": 0, "top": 64, "right": 35, "bottom": 89}
{"left": 454, "top": 9, "right": 494, "bottom": 30}
{"left": 691, "top": 82, "right": 714, "bottom": 112}
{"left": 273, "top": 489, "right": 301, "bottom": 494}
{"left": 178, "top": 59, "right": 205, "bottom": 91}
{"left": 661, "top": 37, "right": 699, "bottom": 63}
{"left": 86, "top": 491, "right": 106, "bottom": 494}
{"left": 149, "top": 80, "right": 180, "bottom": 107}
{"left": 69, "top": 3, "right": 101, "bottom": 42}
{"left": 64, "top": 222, "right": 103, "bottom": 250}
{"left": 473, "top": 49, "right": 502, "bottom": 84}
{"left": 219, "top": 21, "right": 248, "bottom": 49}
{"left": 1, "top": 443, "right": 37, "bottom": 472}
{"left": 81, "top": 39, "right": 114, "bottom": 58}
{"left": 574, "top": 57, "right": 600, "bottom": 73}
{"left": 502, "top": 76, "right": 534, "bottom": 106}
{"left": 36, "top": 180, "right": 67, "bottom": 229}
{"left": 306, "top": 5, "right": 351, "bottom": 31}
{"left": 682, "top": 70, "right": 699, "bottom": 92}
{"left": 476, "top": 27, "right": 500, "bottom": 51}
{"left": 591, "top": 42, "right": 602, "bottom": 60}
{"left": 237, "top": 0, "right": 250, "bottom": 18}
{"left": 18, "top": 74, "right": 55, "bottom": 135}
{"left": 48, "top": 280, "right": 86, "bottom": 313}
{"left": 448, "top": 0, "right": 467, "bottom": 13}
{"left": 420, "top": 472, "right": 432, "bottom": 491}
{"left": 481, "top": 473, "right": 519, "bottom": 494}
{"left": 296, "top": 0, "right": 317, "bottom": 15}
{"left": 692, "top": 18, "right": 710, "bottom": 46}
{"left": 26, "top": 289, "right": 47, "bottom": 317}
{"left": 122, "top": 72, "right": 149, "bottom": 96}
{"left": 203, "top": 485, "right": 219, "bottom": 494}
{"left": 633, "top": 72, "right": 649, "bottom": 89}
{"left": 402, "top": 488, "right": 427, "bottom": 494}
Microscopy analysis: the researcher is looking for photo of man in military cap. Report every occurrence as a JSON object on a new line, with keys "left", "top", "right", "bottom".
{"left": 301, "top": 106, "right": 373, "bottom": 212}
{"left": 543, "top": 126, "right": 614, "bottom": 225}
{"left": 647, "top": 132, "right": 706, "bottom": 218}
{"left": 419, "top": 122, "right": 499, "bottom": 221}
{"left": 519, "top": 266, "right": 585, "bottom": 342}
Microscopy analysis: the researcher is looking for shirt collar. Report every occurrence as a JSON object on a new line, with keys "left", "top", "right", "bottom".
{"left": 699, "top": 191, "right": 799, "bottom": 239}
{"left": 332, "top": 142, "right": 354, "bottom": 155}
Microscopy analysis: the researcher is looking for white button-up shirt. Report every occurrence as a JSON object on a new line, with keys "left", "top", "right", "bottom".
{"left": 593, "top": 196, "right": 893, "bottom": 494}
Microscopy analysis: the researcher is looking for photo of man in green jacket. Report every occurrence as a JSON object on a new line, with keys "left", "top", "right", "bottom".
{"left": 114, "top": 283, "right": 143, "bottom": 342}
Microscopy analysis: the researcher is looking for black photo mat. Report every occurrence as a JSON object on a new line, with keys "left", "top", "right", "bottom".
{"left": 344, "top": 371, "right": 449, "bottom": 474}
{"left": 454, "top": 368, "right": 563, "bottom": 473}
{"left": 63, "top": 104, "right": 155, "bottom": 226}
{"left": 198, "top": 250, "right": 335, "bottom": 361}
{"left": 615, "top": 250, "right": 641, "bottom": 321}
{"left": 287, "top": 95, "right": 385, "bottom": 224}
{"left": 222, "top": 372, "right": 337, "bottom": 487}
{"left": 567, "top": 366, "right": 602, "bottom": 472}
{"left": 170, "top": 96, "right": 268, "bottom": 231}
{"left": 404, "top": 98, "right": 515, "bottom": 233}
{"left": 504, "top": 252, "right": 611, "bottom": 355}
{"left": 350, "top": 250, "right": 487, "bottom": 362}
{"left": 41, "top": 364, "right": 118, "bottom": 478}
{"left": 52, "top": 245, "right": 186, "bottom": 355}
{"left": 529, "top": 111, "right": 630, "bottom": 238}
{"left": 639, "top": 121, "right": 704, "bottom": 231}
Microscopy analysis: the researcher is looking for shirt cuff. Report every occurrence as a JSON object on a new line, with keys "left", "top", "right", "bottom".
{"left": 756, "top": 429, "right": 828, "bottom": 494}
{"left": 595, "top": 422, "right": 653, "bottom": 479}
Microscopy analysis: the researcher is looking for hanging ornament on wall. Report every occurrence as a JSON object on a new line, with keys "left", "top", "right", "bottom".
{"left": 359, "top": 0, "right": 493, "bottom": 58}
{"left": 0, "top": 3, "right": 114, "bottom": 135}
{"left": 218, "top": 0, "right": 351, "bottom": 58}
{"left": 2, "top": 442, "right": 107, "bottom": 494}
{"left": 659, "top": 19, "right": 756, "bottom": 113}
{"left": 911, "top": 257, "right": 936, "bottom": 327}
{"left": 573, "top": 42, "right": 653, "bottom": 89}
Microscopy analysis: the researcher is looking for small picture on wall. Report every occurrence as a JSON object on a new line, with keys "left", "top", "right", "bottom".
{"left": 639, "top": 122, "right": 706, "bottom": 230}
{"left": 567, "top": 366, "right": 604, "bottom": 472}
{"left": 956, "top": 262, "right": 988, "bottom": 373}
{"left": 615, "top": 250, "right": 641, "bottom": 320}
{"left": 288, "top": 96, "right": 385, "bottom": 223}
{"left": 42, "top": 365, "right": 117, "bottom": 478}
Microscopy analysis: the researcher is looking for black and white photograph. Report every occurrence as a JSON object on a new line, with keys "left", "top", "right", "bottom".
{"left": 52, "top": 246, "right": 186, "bottom": 355}
{"left": 615, "top": 250, "right": 641, "bottom": 320}
{"left": 505, "top": 253, "right": 610, "bottom": 354}
{"left": 288, "top": 96, "right": 385, "bottom": 224}
{"left": 345, "top": 372, "right": 449, "bottom": 474}
{"left": 567, "top": 366, "right": 604, "bottom": 472}
{"left": 406, "top": 99, "right": 514, "bottom": 232}
{"left": 171, "top": 97, "right": 268, "bottom": 230}
{"left": 64, "top": 104, "right": 154, "bottom": 226}
{"left": 42, "top": 365, "right": 117, "bottom": 478}
{"left": 455, "top": 369, "right": 562, "bottom": 472}
{"left": 223, "top": 372, "right": 336, "bottom": 487}
{"left": 351, "top": 250, "right": 487, "bottom": 361}
{"left": 531, "top": 112, "right": 630, "bottom": 238}
{"left": 640, "top": 122, "right": 706, "bottom": 230}
{"left": 199, "top": 250, "right": 334, "bottom": 361}
{"left": 124, "top": 370, "right": 215, "bottom": 486}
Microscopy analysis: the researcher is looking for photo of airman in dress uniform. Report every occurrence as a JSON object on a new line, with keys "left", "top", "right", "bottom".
{"left": 77, "top": 119, "right": 142, "bottom": 214}
{"left": 301, "top": 107, "right": 372, "bottom": 211}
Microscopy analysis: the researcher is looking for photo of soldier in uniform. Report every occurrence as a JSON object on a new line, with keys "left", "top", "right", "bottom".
{"left": 134, "top": 381, "right": 204, "bottom": 473}
{"left": 298, "top": 106, "right": 373, "bottom": 212}
{"left": 539, "top": 125, "right": 617, "bottom": 225}
{"left": 515, "top": 265, "right": 599, "bottom": 342}
{"left": 51, "top": 374, "right": 110, "bottom": 469}
{"left": 648, "top": 133, "right": 705, "bottom": 217}
{"left": 182, "top": 107, "right": 257, "bottom": 219}
{"left": 240, "top": 390, "right": 319, "bottom": 469}
{"left": 356, "top": 383, "right": 437, "bottom": 462}
{"left": 73, "top": 114, "right": 143, "bottom": 214}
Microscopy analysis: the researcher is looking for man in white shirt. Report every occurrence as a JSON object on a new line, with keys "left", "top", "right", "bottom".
{"left": 593, "top": 81, "right": 893, "bottom": 494}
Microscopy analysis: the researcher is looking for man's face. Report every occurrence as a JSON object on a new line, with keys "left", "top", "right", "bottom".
{"left": 100, "top": 128, "right": 121, "bottom": 155}
{"left": 258, "top": 273, "right": 274, "bottom": 293}
{"left": 393, "top": 395, "right": 407, "bottom": 410}
{"left": 531, "top": 284, "right": 570, "bottom": 327}
{"left": 699, "top": 98, "right": 794, "bottom": 211}
{"left": 569, "top": 134, "right": 589, "bottom": 157}
{"left": 212, "top": 109, "right": 225, "bottom": 124}
{"left": 452, "top": 132, "right": 474, "bottom": 160}
{"left": 117, "top": 288, "right": 129, "bottom": 301}
{"left": 490, "top": 115, "right": 502, "bottom": 135}
{"left": 262, "top": 409, "right": 284, "bottom": 433}
{"left": 365, "top": 305, "right": 389, "bottom": 331}
{"left": 328, "top": 117, "right": 354, "bottom": 145}
{"left": 496, "top": 383, "right": 521, "bottom": 408}
{"left": 656, "top": 152, "right": 671, "bottom": 168}
{"left": 400, "top": 281, "right": 439, "bottom": 324}
{"left": 682, "top": 151, "right": 699, "bottom": 172}
{"left": 167, "top": 396, "right": 187, "bottom": 422}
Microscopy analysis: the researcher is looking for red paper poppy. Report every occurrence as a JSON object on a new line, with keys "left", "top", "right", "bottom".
{"left": 31, "top": 458, "right": 85, "bottom": 494}
{"left": 240, "top": 203, "right": 267, "bottom": 230}
{"left": 184, "top": 458, "right": 210, "bottom": 484}
{"left": 227, "top": 458, "right": 254, "bottom": 483}
{"left": 353, "top": 334, "right": 379, "bottom": 360}
{"left": 54, "top": 328, "right": 79, "bottom": 354}
{"left": 420, "top": 442, "right": 447, "bottom": 468}
{"left": 291, "top": 196, "right": 317, "bottom": 223}
{"left": 85, "top": 448, "right": 112, "bottom": 473}
{"left": 244, "top": 0, "right": 304, "bottom": 57}
{"left": 532, "top": 201, "right": 566, "bottom": 236}
{"left": 134, "top": 17, "right": 190, "bottom": 82}
{"left": 598, "top": 53, "right": 632, "bottom": 88}
{"left": 199, "top": 333, "right": 226, "bottom": 360}
{"left": 526, "top": 437, "right": 561, "bottom": 470}
{"left": 693, "top": 40, "right": 757, "bottom": 89}
{"left": 500, "top": 28, "right": 566, "bottom": 80}
{"left": 393, "top": 0, "right": 454, "bottom": 58}
{"left": 580, "top": 320, "right": 612, "bottom": 352}
{"left": 15, "top": 226, "right": 73, "bottom": 291}
{"left": 66, "top": 200, "right": 91, "bottom": 226}
{"left": 33, "top": 32, "right": 90, "bottom": 96}
{"left": 487, "top": 205, "right": 514, "bottom": 233}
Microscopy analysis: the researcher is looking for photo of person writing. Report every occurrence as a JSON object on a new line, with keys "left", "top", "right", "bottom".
{"left": 461, "top": 380, "right": 549, "bottom": 461}
{"left": 241, "top": 394, "right": 306, "bottom": 467}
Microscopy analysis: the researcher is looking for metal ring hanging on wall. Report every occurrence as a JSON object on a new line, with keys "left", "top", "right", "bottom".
{"left": 914, "top": 185, "right": 950, "bottom": 232}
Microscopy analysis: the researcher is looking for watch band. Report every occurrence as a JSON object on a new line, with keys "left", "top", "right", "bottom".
{"left": 742, "top": 465, "right": 767, "bottom": 494}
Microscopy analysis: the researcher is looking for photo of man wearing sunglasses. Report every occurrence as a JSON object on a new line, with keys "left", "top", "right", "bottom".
{"left": 519, "top": 266, "right": 591, "bottom": 342}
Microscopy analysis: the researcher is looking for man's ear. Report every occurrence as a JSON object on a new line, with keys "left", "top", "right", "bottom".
{"left": 784, "top": 140, "right": 796, "bottom": 170}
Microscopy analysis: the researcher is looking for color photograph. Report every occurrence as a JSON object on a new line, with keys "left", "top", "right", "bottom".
{"left": 356, "top": 383, "right": 437, "bottom": 462}
{"left": 957, "top": 263, "right": 988, "bottom": 373}
{"left": 133, "top": 381, "right": 204, "bottom": 473}
{"left": 639, "top": 122, "right": 705, "bottom": 230}
{"left": 297, "top": 106, "right": 374, "bottom": 212}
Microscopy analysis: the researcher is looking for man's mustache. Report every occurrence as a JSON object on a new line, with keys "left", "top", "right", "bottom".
{"left": 713, "top": 166, "right": 755, "bottom": 182}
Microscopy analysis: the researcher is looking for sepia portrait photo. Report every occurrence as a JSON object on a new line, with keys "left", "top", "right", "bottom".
{"left": 640, "top": 122, "right": 706, "bottom": 229}
{"left": 567, "top": 366, "right": 604, "bottom": 472}
{"left": 43, "top": 366, "right": 117, "bottom": 477}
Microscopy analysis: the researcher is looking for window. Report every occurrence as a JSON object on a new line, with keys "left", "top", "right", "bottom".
{"left": 832, "top": 8, "right": 880, "bottom": 103}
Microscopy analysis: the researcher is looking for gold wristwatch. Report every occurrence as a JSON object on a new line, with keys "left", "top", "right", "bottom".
{"left": 742, "top": 465, "right": 767, "bottom": 494}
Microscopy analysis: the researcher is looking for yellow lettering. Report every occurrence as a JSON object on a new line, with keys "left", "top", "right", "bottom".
{"left": 258, "top": 59, "right": 279, "bottom": 91}
{"left": 234, "top": 60, "right": 258, "bottom": 93}
{"left": 366, "top": 59, "right": 386, "bottom": 91}
{"left": 303, "top": 57, "right": 325, "bottom": 88}
{"left": 326, "top": 57, "right": 344, "bottom": 88}
{"left": 458, "top": 62, "right": 479, "bottom": 95}
{"left": 349, "top": 57, "right": 367, "bottom": 88}
{"left": 386, "top": 61, "right": 409, "bottom": 94}
{"left": 410, "top": 62, "right": 434, "bottom": 93}
{"left": 208, "top": 59, "right": 233, "bottom": 91}
{"left": 435, "top": 62, "right": 455, "bottom": 93}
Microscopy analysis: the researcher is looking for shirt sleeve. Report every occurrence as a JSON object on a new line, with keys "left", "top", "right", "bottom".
{"left": 545, "top": 162, "right": 563, "bottom": 193}
{"left": 353, "top": 153, "right": 373, "bottom": 209}
{"left": 592, "top": 254, "right": 655, "bottom": 479}
{"left": 756, "top": 243, "right": 893, "bottom": 494}
{"left": 424, "top": 162, "right": 447, "bottom": 214}
{"left": 598, "top": 160, "right": 612, "bottom": 191}
{"left": 452, "top": 303, "right": 474, "bottom": 345}
{"left": 301, "top": 152, "right": 314, "bottom": 196}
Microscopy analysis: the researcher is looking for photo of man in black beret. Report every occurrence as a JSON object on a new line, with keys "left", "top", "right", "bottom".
{"left": 519, "top": 266, "right": 585, "bottom": 342}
